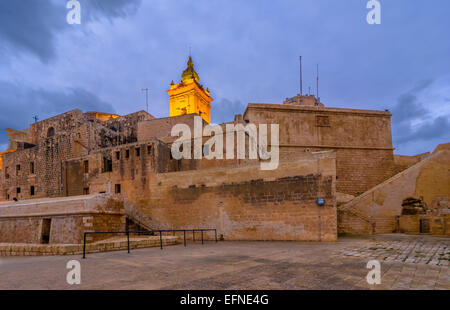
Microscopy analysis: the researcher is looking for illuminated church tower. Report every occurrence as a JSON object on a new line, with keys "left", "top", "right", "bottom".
{"left": 167, "top": 56, "right": 213, "bottom": 123}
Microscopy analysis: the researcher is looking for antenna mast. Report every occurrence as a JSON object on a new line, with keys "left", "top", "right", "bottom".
{"left": 141, "top": 88, "right": 149, "bottom": 112}
{"left": 316, "top": 64, "right": 319, "bottom": 99}
{"left": 299, "top": 56, "right": 303, "bottom": 96}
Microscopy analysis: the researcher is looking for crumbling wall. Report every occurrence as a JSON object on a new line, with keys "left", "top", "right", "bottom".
{"left": 0, "top": 110, "right": 156, "bottom": 201}
{"left": 107, "top": 111, "right": 154, "bottom": 145}
{"left": 6, "top": 129, "right": 31, "bottom": 150}
{"left": 29, "top": 109, "right": 84, "bottom": 145}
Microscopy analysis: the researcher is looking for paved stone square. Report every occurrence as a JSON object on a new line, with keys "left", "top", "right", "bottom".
{"left": 0, "top": 234, "right": 448, "bottom": 290}
{"left": 341, "top": 236, "right": 449, "bottom": 266}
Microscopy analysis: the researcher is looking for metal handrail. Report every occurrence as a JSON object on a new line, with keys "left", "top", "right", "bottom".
{"left": 82, "top": 229, "right": 218, "bottom": 259}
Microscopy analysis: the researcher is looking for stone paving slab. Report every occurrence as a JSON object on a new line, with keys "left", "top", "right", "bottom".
{"left": 0, "top": 234, "right": 448, "bottom": 290}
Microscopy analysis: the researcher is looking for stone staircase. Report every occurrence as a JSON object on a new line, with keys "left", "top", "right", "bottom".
{"left": 124, "top": 201, "right": 153, "bottom": 231}
{"left": 338, "top": 151, "right": 443, "bottom": 234}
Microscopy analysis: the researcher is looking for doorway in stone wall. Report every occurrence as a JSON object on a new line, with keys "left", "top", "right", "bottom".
{"left": 420, "top": 218, "right": 430, "bottom": 234}
{"left": 41, "top": 218, "right": 52, "bottom": 244}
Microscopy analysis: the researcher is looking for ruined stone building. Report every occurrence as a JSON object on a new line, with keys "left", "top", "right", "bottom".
{"left": 0, "top": 56, "right": 448, "bottom": 248}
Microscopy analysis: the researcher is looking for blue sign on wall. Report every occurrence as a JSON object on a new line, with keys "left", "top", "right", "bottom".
{"left": 317, "top": 198, "right": 325, "bottom": 206}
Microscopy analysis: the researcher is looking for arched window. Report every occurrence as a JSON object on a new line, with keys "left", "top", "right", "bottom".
{"left": 47, "top": 127, "right": 55, "bottom": 137}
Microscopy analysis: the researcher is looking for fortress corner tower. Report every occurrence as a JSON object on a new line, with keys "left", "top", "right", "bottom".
{"left": 167, "top": 56, "right": 213, "bottom": 123}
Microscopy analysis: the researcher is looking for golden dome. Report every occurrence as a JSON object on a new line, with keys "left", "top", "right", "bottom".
{"left": 181, "top": 56, "right": 200, "bottom": 82}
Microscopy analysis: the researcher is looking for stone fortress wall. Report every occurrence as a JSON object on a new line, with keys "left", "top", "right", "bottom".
{"left": 0, "top": 89, "right": 448, "bottom": 245}
{"left": 243, "top": 103, "right": 397, "bottom": 196}
{"left": 131, "top": 152, "right": 337, "bottom": 241}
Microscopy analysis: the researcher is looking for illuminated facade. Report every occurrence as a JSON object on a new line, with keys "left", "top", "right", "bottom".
{"left": 0, "top": 149, "right": 16, "bottom": 170}
{"left": 167, "top": 56, "right": 213, "bottom": 124}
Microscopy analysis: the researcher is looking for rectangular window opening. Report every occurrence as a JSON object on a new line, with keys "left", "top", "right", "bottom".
{"left": 103, "top": 157, "right": 113, "bottom": 173}
{"left": 115, "top": 184, "right": 121, "bottom": 194}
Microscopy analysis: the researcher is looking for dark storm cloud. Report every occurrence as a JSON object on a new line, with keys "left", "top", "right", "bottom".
{"left": 395, "top": 116, "right": 450, "bottom": 146}
{"left": 0, "top": 0, "right": 449, "bottom": 156}
{"left": 211, "top": 98, "right": 247, "bottom": 124}
{"left": 391, "top": 79, "right": 432, "bottom": 123}
{"left": 392, "top": 80, "right": 450, "bottom": 149}
{"left": 410, "top": 117, "right": 450, "bottom": 141}
{"left": 82, "top": 0, "right": 142, "bottom": 21}
{"left": 0, "top": 0, "right": 141, "bottom": 147}
{"left": 0, "top": 1, "right": 62, "bottom": 62}
{"left": 0, "top": 81, "right": 115, "bottom": 145}
{"left": 0, "top": 0, "right": 141, "bottom": 62}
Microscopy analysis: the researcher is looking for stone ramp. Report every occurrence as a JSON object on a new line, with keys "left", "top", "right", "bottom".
{"left": 338, "top": 149, "right": 450, "bottom": 235}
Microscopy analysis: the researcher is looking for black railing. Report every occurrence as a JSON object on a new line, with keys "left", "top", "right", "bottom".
{"left": 82, "top": 229, "right": 218, "bottom": 259}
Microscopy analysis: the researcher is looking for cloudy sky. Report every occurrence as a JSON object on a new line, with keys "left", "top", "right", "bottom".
{"left": 0, "top": 0, "right": 449, "bottom": 155}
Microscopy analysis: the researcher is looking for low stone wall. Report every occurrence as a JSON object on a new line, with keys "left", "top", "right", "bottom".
{"left": 399, "top": 215, "right": 450, "bottom": 235}
{"left": 430, "top": 215, "right": 450, "bottom": 235}
{"left": 0, "top": 194, "right": 126, "bottom": 244}
{"left": 399, "top": 215, "right": 421, "bottom": 234}
{"left": 0, "top": 236, "right": 178, "bottom": 256}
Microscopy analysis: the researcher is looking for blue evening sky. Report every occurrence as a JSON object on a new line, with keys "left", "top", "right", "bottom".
{"left": 0, "top": 0, "right": 449, "bottom": 155}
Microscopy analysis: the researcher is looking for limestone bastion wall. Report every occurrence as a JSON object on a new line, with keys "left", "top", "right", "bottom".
{"left": 127, "top": 152, "right": 337, "bottom": 241}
